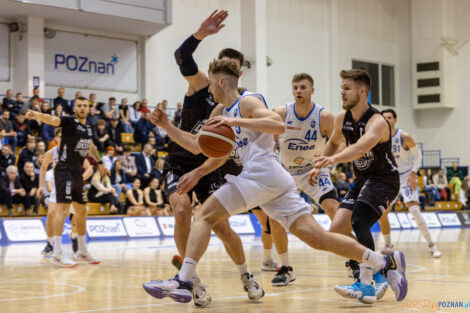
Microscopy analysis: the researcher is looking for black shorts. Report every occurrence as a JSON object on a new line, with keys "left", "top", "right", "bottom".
{"left": 54, "top": 167, "right": 86, "bottom": 204}
{"left": 163, "top": 161, "right": 225, "bottom": 204}
{"left": 338, "top": 174, "right": 399, "bottom": 216}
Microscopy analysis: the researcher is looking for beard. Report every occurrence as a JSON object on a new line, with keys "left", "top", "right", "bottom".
{"left": 342, "top": 94, "right": 360, "bottom": 110}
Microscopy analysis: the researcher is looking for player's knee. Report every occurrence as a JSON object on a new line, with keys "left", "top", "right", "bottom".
{"left": 212, "top": 221, "right": 233, "bottom": 240}
{"left": 173, "top": 205, "right": 191, "bottom": 222}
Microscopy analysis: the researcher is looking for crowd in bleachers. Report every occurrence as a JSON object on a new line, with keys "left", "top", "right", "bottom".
{"left": 1, "top": 87, "right": 184, "bottom": 217}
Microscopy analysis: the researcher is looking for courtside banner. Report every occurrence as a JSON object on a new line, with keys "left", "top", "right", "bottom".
{"left": 86, "top": 218, "right": 127, "bottom": 239}
{"left": 157, "top": 216, "right": 175, "bottom": 237}
{"left": 228, "top": 215, "right": 255, "bottom": 234}
{"left": 437, "top": 212, "right": 462, "bottom": 227}
{"left": 457, "top": 212, "right": 470, "bottom": 227}
{"left": 387, "top": 213, "right": 401, "bottom": 229}
{"left": 123, "top": 217, "right": 160, "bottom": 238}
{"left": 44, "top": 30, "right": 137, "bottom": 92}
{"left": 396, "top": 213, "right": 413, "bottom": 229}
{"left": 3, "top": 219, "right": 47, "bottom": 242}
{"left": 421, "top": 212, "right": 442, "bottom": 228}
{"left": 0, "top": 23, "right": 9, "bottom": 81}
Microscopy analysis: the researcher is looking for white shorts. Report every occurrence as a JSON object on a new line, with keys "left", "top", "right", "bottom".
{"left": 213, "top": 157, "right": 312, "bottom": 230}
{"left": 292, "top": 168, "right": 336, "bottom": 203}
{"left": 398, "top": 171, "right": 419, "bottom": 204}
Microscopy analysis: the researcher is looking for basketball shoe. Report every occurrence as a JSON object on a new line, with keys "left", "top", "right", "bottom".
{"left": 382, "top": 250, "right": 408, "bottom": 302}
{"left": 191, "top": 276, "right": 211, "bottom": 307}
{"left": 143, "top": 275, "right": 193, "bottom": 303}
{"left": 50, "top": 253, "right": 77, "bottom": 268}
{"left": 74, "top": 250, "right": 101, "bottom": 264}
{"left": 380, "top": 243, "right": 395, "bottom": 255}
{"left": 41, "top": 242, "right": 53, "bottom": 256}
{"left": 372, "top": 271, "right": 389, "bottom": 300}
{"left": 429, "top": 243, "right": 442, "bottom": 258}
{"left": 334, "top": 281, "right": 377, "bottom": 304}
{"left": 70, "top": 233, "right": 78, "bottom": 253}
{"left": 346, "top": 260, "right": 360, "bottom": 279}
{"left": 241, "top": 272, "right": 265, "bottom": 300}
{"left": 172, "top": 254, "right": 183, "bottom": 270}
{"left": 271, "top": 266, "right": 295, "bottom": 286}
{"left": 260, "top": 258, "right": 280, "bottom": 272}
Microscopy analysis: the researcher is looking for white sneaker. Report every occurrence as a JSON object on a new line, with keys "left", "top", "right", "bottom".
{"left": 74, "top": 250, "right": 101, "bottom": 264}
{"left": 260, "top": 259, "right": 279, "bottom": 272}
{"left": 380, "top": 244, "right": 395, "bottom": 255}
{"left": 271, "top": 266, "right": 296, "bottom": 286}
{"left": 429, "top": 243, "right": 442, "bottom": 258}
{"left": 50, "top": 254, "right": 77, "bottom": 268}
{"left": 191, "top": 276, "right": 211, "bottom": 307}
{"left": 241, "top": 272, "right": 265, "bottom": 300}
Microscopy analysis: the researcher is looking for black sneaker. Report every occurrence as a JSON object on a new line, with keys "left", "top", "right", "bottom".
{"left": 346, "top": 259, "right": 360, "bottom": 280}
{"left": 271, "top": 266, "right": 295, "bottom": 286}
{"left": 70, "top": 233, "right": 78, "bottom": 253}
{"left": 41, "top": 242, "right": 53, "bottom": 256}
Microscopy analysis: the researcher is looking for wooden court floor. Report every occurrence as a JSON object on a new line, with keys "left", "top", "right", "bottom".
{"left": 0, "top": 228, "right": 469, "bottom": 313}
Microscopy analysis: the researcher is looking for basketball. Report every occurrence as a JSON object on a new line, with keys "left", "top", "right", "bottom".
{"left": 198, "top": 123, "right": 235, "bottom": 158}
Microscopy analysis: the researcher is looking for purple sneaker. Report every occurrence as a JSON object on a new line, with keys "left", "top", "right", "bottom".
{"left": 143, "top": 275, "right": 193, "bottom": 303}
{"left": 382, "top": 251, "right": 407, "bottom": 302}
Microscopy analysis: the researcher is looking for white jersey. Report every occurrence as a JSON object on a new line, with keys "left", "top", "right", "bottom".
{"left": 221, "top": 92, "right": 276, "bottom": 164}
{"left": 391, "top": 129, "right": 414, "bottom": 176}
{"left": 47, "top": 147, "right": 59, "bottom": 203}
{"left": 279, "top": 101, "right": 327, "bottom": 175}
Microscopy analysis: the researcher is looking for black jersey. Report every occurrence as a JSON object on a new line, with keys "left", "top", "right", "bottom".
{"left": 342, "top": 105, "right": 398, "bottom": 178}
{"left": 56, "top": 116, "right": 93, "bottom": 174}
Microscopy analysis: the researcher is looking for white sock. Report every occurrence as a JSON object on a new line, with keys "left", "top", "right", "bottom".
{"left": 263, "top": 249, "right": 272, "bottom": 262}
{"left": 383, "top": 234, "right": 392, "bottom": 246}
{"left": 409, "top": 205, "right": 432, "bottom": 244}
{"left": 78, "top": 235, "right": 86, "bottom": 253}
{"left": 236, "top": 262, "right": 248, "bottom": 275}
{"left": 47, "top": 237, "right": 53, "bottom": 245}
{"left": 179, "top": 257, "right": 197, "bottom": 281}
{"left": 53, "top": 236, "right": 62, "bottom": 255}
{"left": 71, "top": 232, "right": 77, "bottom": 239}
{"left": 362, "top": 249, "right": 386, "bottom": 269}
{"left": 278, "top": 253, "right": 290, "bottom": 267}
{"left": 359, "top": 263, "right": 373, "bottom": 285}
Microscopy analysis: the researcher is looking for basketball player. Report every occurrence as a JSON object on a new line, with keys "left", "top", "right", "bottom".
{"left": 308, "top": 69, "right": 402, "bottom": 303}
{"left": 26, "top": 97, "right": 104, "bottom": 267}
{"left": 380, "top": 109, "right": 441, "bottom": 258}
{"left": 163, "top": 10, "right": 263, "bottom": 306}
{"left": 143, "top": 59, "right": 407, "bottom": 305}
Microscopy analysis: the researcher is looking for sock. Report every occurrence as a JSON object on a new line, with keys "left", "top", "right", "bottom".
{"left": 236, "top": 262, "right": 248, "bottom": 275}
{"left": 78, "top": 235, "right": 86, "bottom": 253}
{"left": 263, "top": 249, "right": 272, "bottom": 262}
{"left": 179, "top": 257, "right": 197, "bottom": 281}
{"left": 409, "top": 205, "right": 432, "bottom": 244}
{"left": 359, "top": 263, "right": 373, "bottom": 285}
{"left": 47, "top": 237, "right": 53, "bottom": 245}
{"left": 383, "top": 234, "right": 392, "bottom": 246}
{"left": 279, "top": 253, "right": 290, "bottom": 267}
{"left": 53, "top": 236, "right": 62, "bottom": 255}
{"left": 71, "top": 232, "right": 77, "bottom": 239}
{"left": 362, "top": 249, "right": 386, "bottom": 269}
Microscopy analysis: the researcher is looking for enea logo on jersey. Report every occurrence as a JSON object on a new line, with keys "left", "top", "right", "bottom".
{"left": 54, "top": 54, "right": 118, "bottom": 75}
{"left": 285, "top": 138, "right": 315, "bottom": 151}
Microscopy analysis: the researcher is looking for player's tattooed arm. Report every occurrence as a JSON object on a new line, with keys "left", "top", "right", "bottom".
{"left": 25, "top": 110, "right": 60, "bottom": 127}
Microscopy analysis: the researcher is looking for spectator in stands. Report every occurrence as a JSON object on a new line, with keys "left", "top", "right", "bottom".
{"left": 48, "top": 127, "right": 62, "bottom": 150}
{"left": 102, "top": 146, "right": 116, "bottom": 171}
{"left": 119, "top": 98, "right": 133, "bottom": 133}
{"left": 53, "top": 87, "right": 71, "bottom": 114}
{"left": 135, "top": 143, "right": 156, "bottom": 187}
{"left": 28, "top": 88, "right": 44, "bottom": 107}
{"left": 335, "top": 172, "right": 350, "bottom": 202}
{"left": 13, "top": 112, "right": 32, "bottom": 147}
{"left": 40, "top": 101, "right": 52, "bottom": 115}
{"left": 93, "top": 119, "right": 111, "bottom": 153}
{"left": 141, "top": 98, "right": 148, "bottom": 111}
{"left": 173, "top": 101, "right": 183, "bottom": 125}
{"left": 34, "top": 152, "right": 44, "bottom": 175}
{"left": 153, "top": 158, "right": 165, "bottom": 180}
{"left": 2, "top": 89, "right": 14, "bottom": 111}
{"left": 107, "top": 117, "right": 124, "bottom": 152}
{"left": 20, "top": 161, "right": 40, "bottom": 215}
{"left": 18, "top": 137, "right": 36, "bottom": 174}
{"left": 28, "top": 96, "right": 43, "bottom": 133}
{"left": 134, "top": 110, "right": 155, "bottom": 144}
{"left": 36, "top": 140, "right": 46, "bottom": 154}
{"left": 447, "top": 162, "right": 464, "bottom": 199}
{"left": 70, "top": 91, "right": 82, "bottom": 112}
{"left": 0, "top": 110, "right": 17, "bottom": 151}
{"left": 119, "top": 147, "right": 137, "bottom": 181}
{"left": 423, "top": 168, "right": 440, "bottom": 205}
{"left": 0, "top": 165, "right": 28, "bottom": 216}
{"left": 87, "top": 102, "right": 101, "bottom": 127}
{"left": 434, "top": 168, "right": 451, "bottom": 201}
{"left": 144, "top": 177, "right": 170, "bottom": 215}
{"left": 10, "top": 92, "right": 24, "bottom": 119}
{"left": 52, "top": 103, "right": 65, "bottom": 117}
{"left": 89, "top": 93, "right": 98, "bottom": 111}
{"left": 40, "top": 121, "right": 55, "bottom": 145}
{"left": 110, "top": 158, "right": 128, "bottom": 205}
{"left": 0, "top": 144, "right": 16, "bottom": 172}
{"left": 129, "top": 101, "right": 142, "bottom": 128}
{"left": 102, "top": 97, "right": 120, "bottom": 120}
{"left": 125, "top": 178, "right": 150, "bottom": 216}
{"left": 88, "top": 165, "right": 120, "bottom": 214}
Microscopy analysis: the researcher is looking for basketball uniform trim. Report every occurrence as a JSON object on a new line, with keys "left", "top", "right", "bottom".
{"left": 293, "top": 102, "right": 315, "bottom": 121}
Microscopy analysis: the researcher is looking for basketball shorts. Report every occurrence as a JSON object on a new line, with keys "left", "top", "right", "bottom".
{"left": 397, "top": 171, "right": 419, "bottom": 204}
{"left": 339, "top": 173, "right": 400, "bottom": 216}
{"left": 213, "top": 156, "right": 312, "bottom": 230}
{"left": 163, "top": 161, "right": 225, "bottom": 204}
{"left": 292, "top": 168, "right": 338, "bottom": 203}
{"left": 54, "top": 166, "right": 87, "bottom": 205}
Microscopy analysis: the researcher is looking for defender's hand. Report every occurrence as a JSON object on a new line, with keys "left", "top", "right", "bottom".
{"left": 194, "top": 10, "right": 229, "bottom": 40}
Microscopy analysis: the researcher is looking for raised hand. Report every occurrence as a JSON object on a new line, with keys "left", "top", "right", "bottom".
{"left": 148, "top": 108, "right": 170, "bottom": 129}
{"left": 194, "top": 10, "right": 229, "bottom": 40}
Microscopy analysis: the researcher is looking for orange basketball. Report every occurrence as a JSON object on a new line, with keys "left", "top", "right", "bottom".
{"left": 198, "top": 124, "right": 235, "bottom": 158}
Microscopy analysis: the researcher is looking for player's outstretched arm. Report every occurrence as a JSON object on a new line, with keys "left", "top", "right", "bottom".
{"left": 176, "top": 10, "right": 228, "bottom": 95}
{"left": 25, "top": 110, "right": 60, "bottom": 127}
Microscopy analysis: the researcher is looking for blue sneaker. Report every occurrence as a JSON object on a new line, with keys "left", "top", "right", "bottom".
{"left": 41, "top": 242, "right": 53, "bottom": 256}
{"left": 334, "top": 281, "right": 377, "bottom": 304}
{"left": 373, "top": 271, "right": 389, "bottom": 300}
{"left": 143, "top": 275, "right": 193, "bottom": 303}
{"left": 382, "top": 251, "right": 408, "bottom": 302}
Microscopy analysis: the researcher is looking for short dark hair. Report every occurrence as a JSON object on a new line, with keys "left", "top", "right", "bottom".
{"left": 77, "top": 96, "right": 88, "bottom": 102}
{"left": 31, "top": 95, "right": 39, "bottom": 100}
{"left": 340, "top": 69, "right": 371, "bottom": 91}
{"left": 292, "top": 73, "right": 314, "bottom": 86}
{"left": 381, "top": 109, "right": 397, "bottom": 118}
{"left": 109, "top": 97, "right": 116, "bottom": 102}
{"left": 218, "top": 48, "right": 244, "bottom": 67}
{"left": 208, "top": 59, "right": 240, "bottom": 78}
